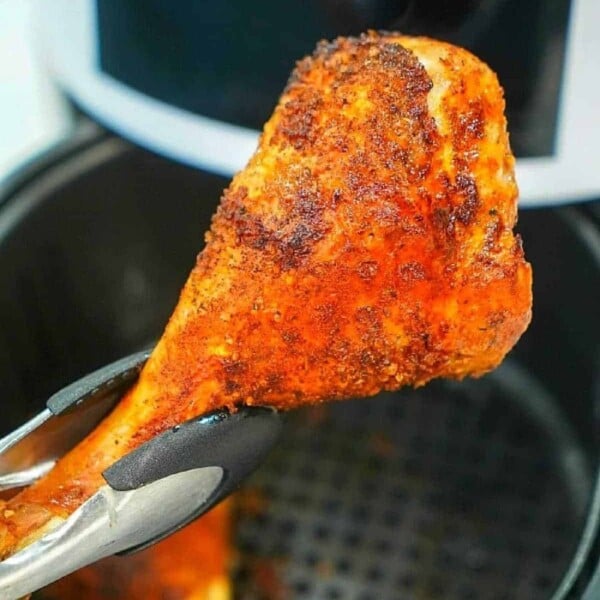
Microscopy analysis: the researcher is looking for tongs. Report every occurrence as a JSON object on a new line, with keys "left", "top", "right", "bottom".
{"left": 0, "top": 350, "right": 281, "bottom": 599}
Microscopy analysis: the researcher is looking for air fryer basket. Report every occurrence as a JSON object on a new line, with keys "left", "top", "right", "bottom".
{"left": 0, "top": 128, "right": 598, "bottom": 599}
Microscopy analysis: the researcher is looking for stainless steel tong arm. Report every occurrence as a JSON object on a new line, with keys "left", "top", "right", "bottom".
{"left": 0, "top": 350, "right": 281, "bottom": 599}
{"left": 0, "top": 466, "right": 223, "bottom": 600}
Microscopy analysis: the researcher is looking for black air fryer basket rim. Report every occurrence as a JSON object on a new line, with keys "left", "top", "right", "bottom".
{"left": 0, "top": 121, "right": 106, "bottom": 209}
{"left": 0, "top": 127, "right": 598, "bottom": 599}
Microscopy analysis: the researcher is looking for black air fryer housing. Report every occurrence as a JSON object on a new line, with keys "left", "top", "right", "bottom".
{"left": 0, "top": 126, "right": 598, "bottom": 599}
{"left": 95, "top": 0, "right": 568, "bottom": 159}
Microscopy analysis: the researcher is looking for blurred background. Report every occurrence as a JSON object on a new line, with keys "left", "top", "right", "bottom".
{"left": 1, "top": 0, "right": 599, "bottom": 206}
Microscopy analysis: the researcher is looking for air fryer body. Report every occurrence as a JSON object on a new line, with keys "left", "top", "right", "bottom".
{"left": 37, "top": 0, "right": 600, "bottom": 206}
{"left": 0, "top": 129, "right": 598, "bottom": 599}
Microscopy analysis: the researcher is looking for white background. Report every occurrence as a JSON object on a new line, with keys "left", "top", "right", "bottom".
{"left": 0, "top": 0, "right": 72, "bottom": 185}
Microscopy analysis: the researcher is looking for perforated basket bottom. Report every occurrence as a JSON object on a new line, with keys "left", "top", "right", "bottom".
{"left": 234, "top": 362, "right": 589, "bottom": 600}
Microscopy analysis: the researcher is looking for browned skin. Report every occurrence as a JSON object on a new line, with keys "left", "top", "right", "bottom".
{"left": 0, "top": 33, "right": 532, "bottom": 564}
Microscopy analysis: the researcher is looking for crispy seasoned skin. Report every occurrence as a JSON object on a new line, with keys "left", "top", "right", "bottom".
{"left": 0, "top": 33, "right": 531, "bottom": 561}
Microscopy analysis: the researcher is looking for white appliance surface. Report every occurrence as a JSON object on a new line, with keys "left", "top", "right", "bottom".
{"left": 3, "top": 0, "right": 599, "bottom": 207}
{"left": 0, "top": 0, "right": 73, "bottom": 186}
